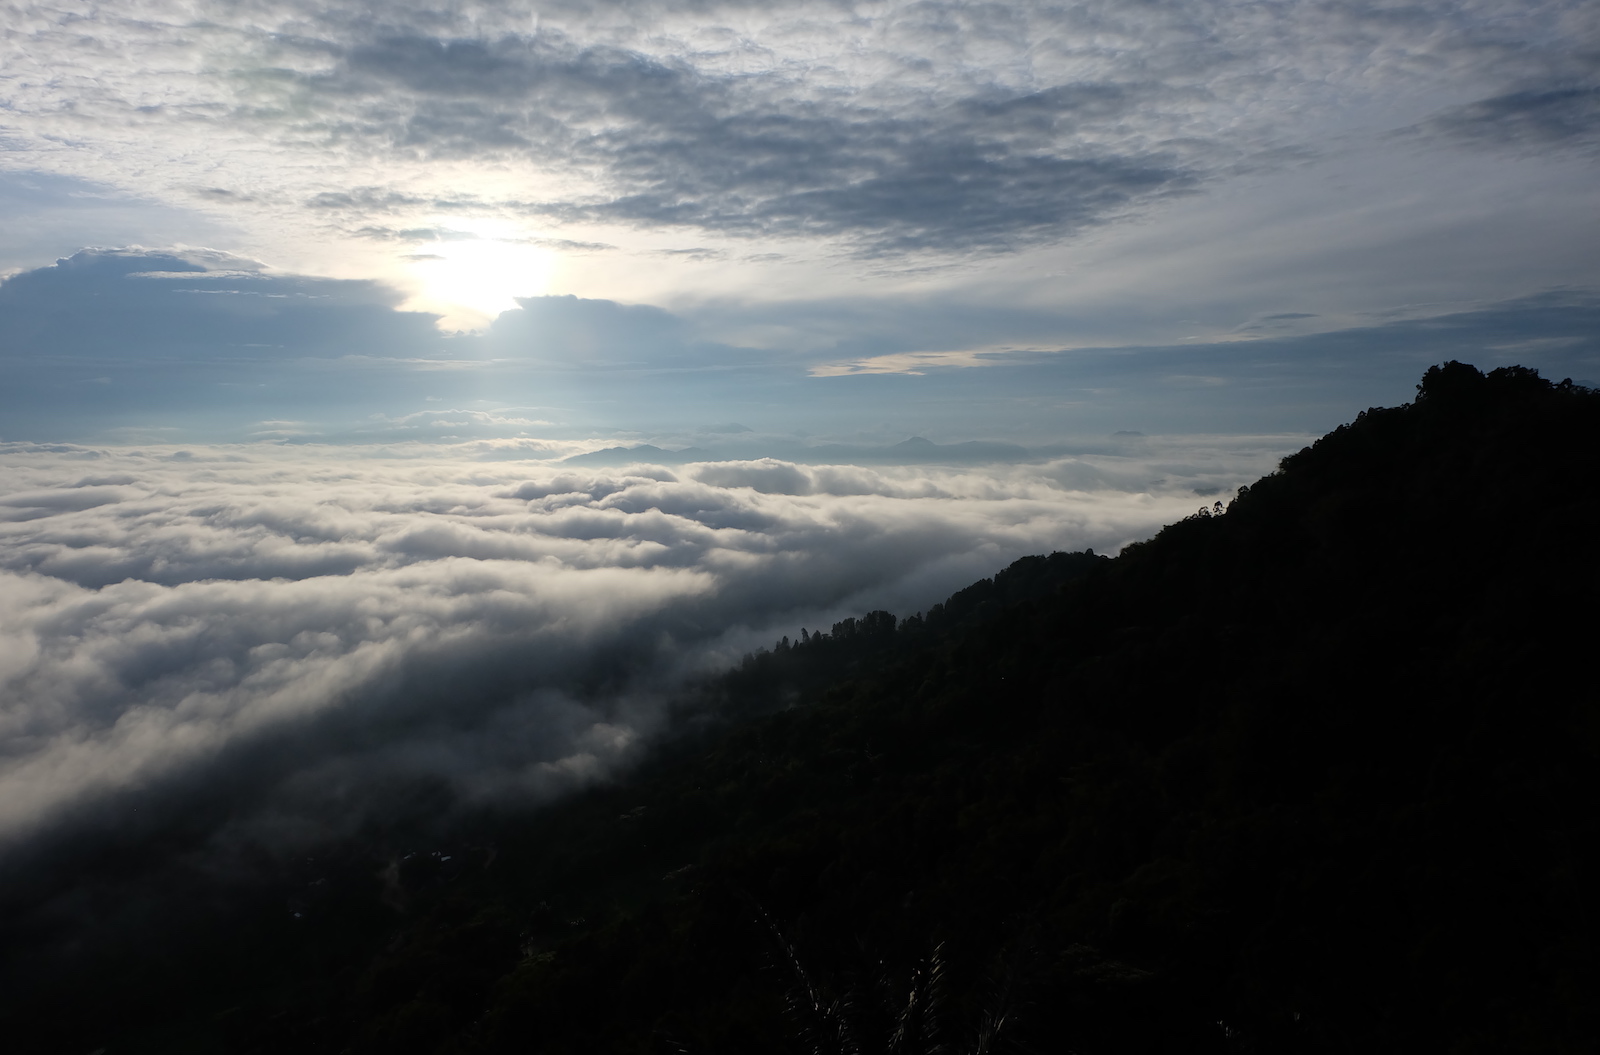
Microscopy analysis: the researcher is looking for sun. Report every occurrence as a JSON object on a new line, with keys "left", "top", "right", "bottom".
{"left": 403, "top": 225, "right": 558, "bottom": 331}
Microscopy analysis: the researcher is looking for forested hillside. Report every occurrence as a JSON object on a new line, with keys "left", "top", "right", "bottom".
{"left": 5, "top": 362, "right": 1596, "bottom": 1054}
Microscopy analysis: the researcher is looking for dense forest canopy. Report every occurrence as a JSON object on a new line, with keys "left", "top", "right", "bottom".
{"left": 1, "top": 362, "right": 1595, "bottom": 1054}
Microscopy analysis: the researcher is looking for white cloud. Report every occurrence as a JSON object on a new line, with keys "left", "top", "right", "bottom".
{"left": 0, "top": 437, "right": 1288, "bottom": 846}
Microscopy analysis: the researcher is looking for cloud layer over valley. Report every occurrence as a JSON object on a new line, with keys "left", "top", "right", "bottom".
{"left": 0, "top": 439, "right": 1281, "bottom": 862}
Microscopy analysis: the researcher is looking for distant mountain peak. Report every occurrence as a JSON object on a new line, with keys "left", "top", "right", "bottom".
{"left": 563, "top": 443, "right": 709, "bottom": 466}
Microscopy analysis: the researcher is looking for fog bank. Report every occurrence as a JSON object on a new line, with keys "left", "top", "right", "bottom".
{"left": 0, "top": 438, "right": 1290, "bottom": 861}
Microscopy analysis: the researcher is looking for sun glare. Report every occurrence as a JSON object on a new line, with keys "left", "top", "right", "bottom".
{"left": 405, "top": 231, "right": 558, "bottom": 331}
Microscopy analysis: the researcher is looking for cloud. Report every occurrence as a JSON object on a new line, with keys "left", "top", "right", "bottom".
{"left": 0, "top": 439, "right": 1284, "bottom": 857}
{"left": 810, "top": 347, "right": 1043, "bottom": 376}
{"left": 304, "top": 3, "right": 1600, "bottom": 255}
{"left": 1410, "top": 86, "right": 1600, "bottom": 154}
{"left": 297, "top": 22, "right": 1203, "bottom": 254}
{"left": 352, "top": 225, "right": 481, "bottom": 242}
{"left": 11, "top": 0, "right": 1594, "bottom": 264}
{"left": 4, "top": 243, "right": 1596, "bottom": 445}
{"left": 0, "top": 247, "right": 444, "bottom": 359}
{"left": 692, "top": 459, "right": 818, "bottom": 495}
{"left": 486, "top": 293, "right": 697, "bottom": 364}
{"left": 0, "top": 248, "right": 732, "bottom": 370}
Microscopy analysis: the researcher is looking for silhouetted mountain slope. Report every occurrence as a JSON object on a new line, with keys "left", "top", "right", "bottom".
{"left": 3, "top": 363, "right": 1595, "bottom": 1054}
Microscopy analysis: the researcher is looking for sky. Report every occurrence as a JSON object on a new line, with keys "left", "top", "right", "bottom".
{"left": 2, "top": 0, "right": 1596, "bottom": 444}
{"left": 1, "top": 0, "right": 1598, "bottom": 885}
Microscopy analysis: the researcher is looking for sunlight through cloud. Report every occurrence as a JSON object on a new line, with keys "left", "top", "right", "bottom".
{"left": 404, "top": 224, "right": 559, "bottom": 330}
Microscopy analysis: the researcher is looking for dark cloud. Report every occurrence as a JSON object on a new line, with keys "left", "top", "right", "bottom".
{"left": 1411, "top": 85, "right": 1600, "bottom": 153}
{"left": 490, "top": 293, "right": 680, "bottom": 352}
{"left": 352, "top": 225, "right": 479, "bottom": 242}
{"left": 521, "top": 236, "right": 616, "bottom": 252}
{"left": 192, "top": 186, "right": 255, "bottom": 203}
{"left": 290, "top": 26, "right": 1205, "bottom": 254}
{"left": 240, "top": 0, "right": 1600, "bottom": 256}
{"left": 562, "top": 104, "right": 1193, "bottom": 254}
{"left": 0, "top": 248, "right": 443, "bottom": 359}
{"left": 305, "top": 188, "right": 434, "bottom": 212}
{"left": 654, "top": 247, "right": 727, "bottom": 261}
{"left": 485, "top": 293, "right": 756, "bottom": 368}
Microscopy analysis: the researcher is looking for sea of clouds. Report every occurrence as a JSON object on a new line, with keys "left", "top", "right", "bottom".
{"left": 0, "top": 438, "right": 1291, "bottom": 863}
